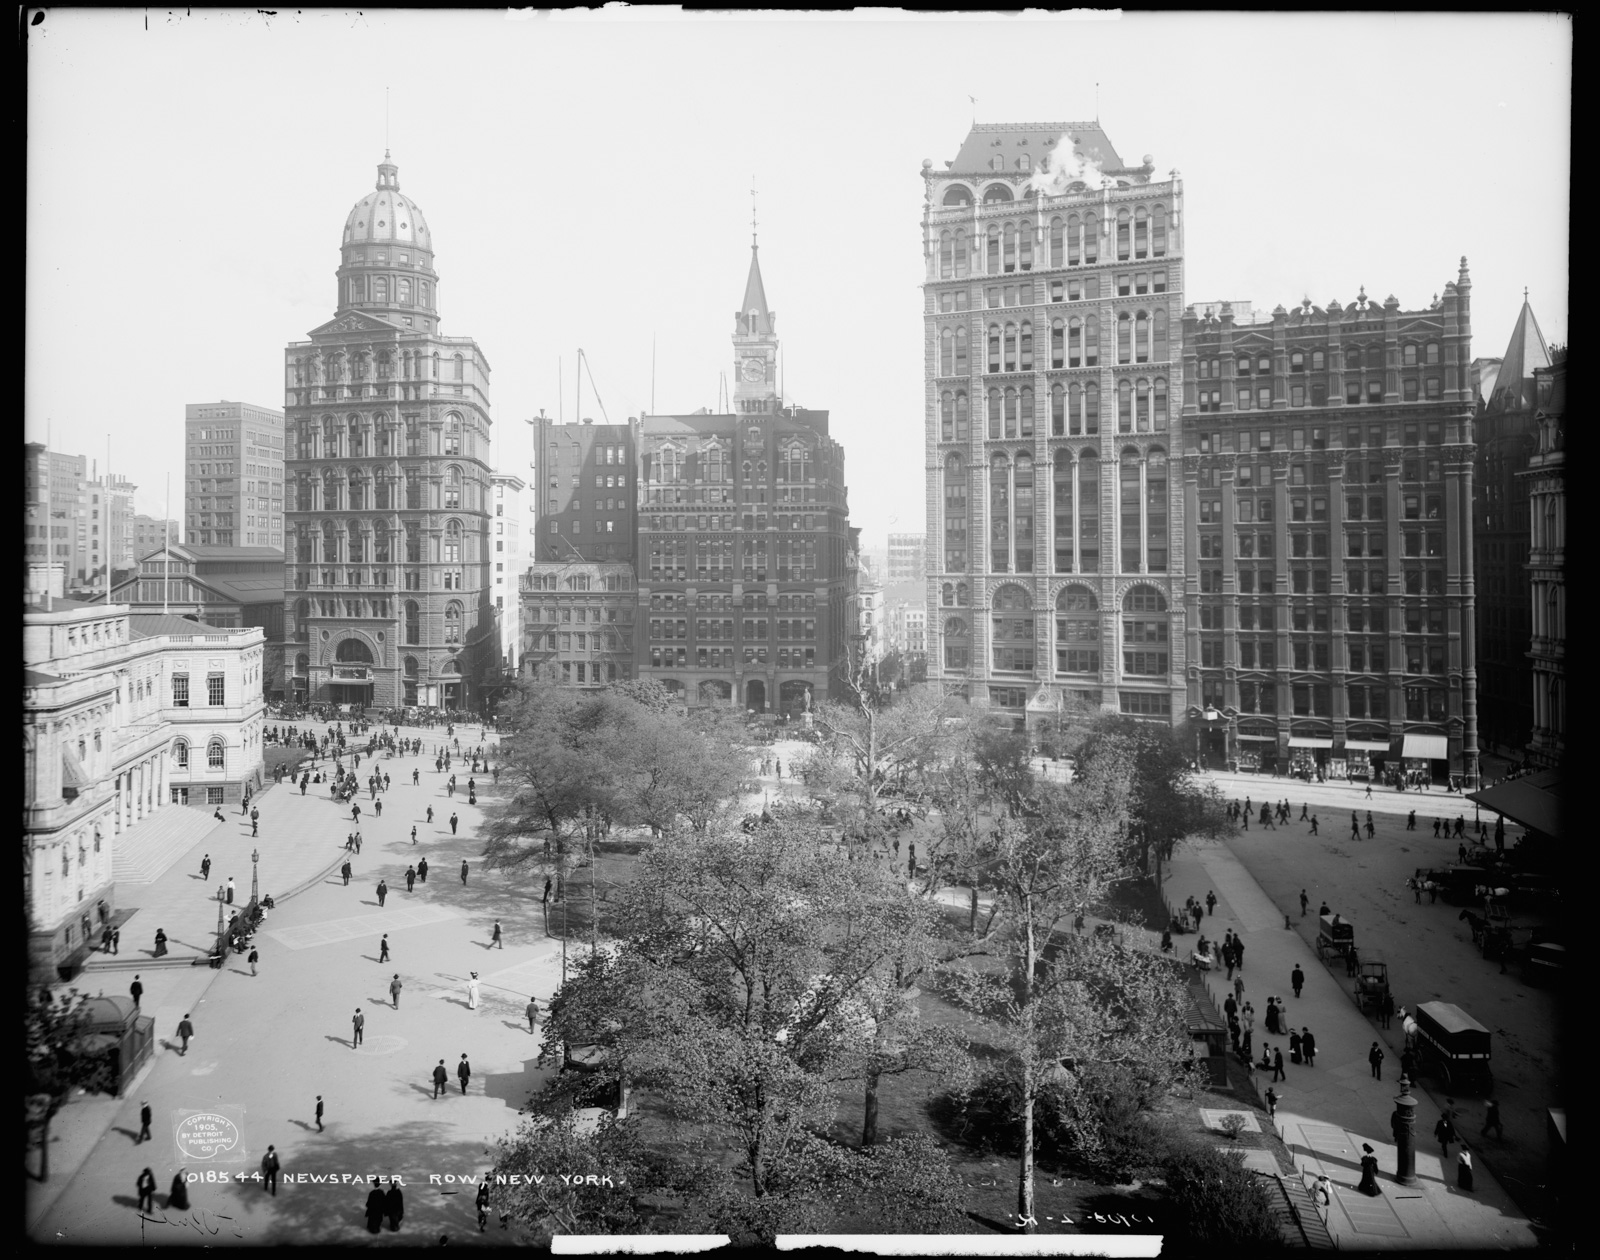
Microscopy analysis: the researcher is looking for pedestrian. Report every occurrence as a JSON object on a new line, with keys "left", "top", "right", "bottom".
{"left": 352, "top": 1007, "right": 365, "bottom": 1048}
{"left": 262, "top": 1145, "right": 281, "bottom": 1195}
{"left": 136, "top": 1167, "right": 157, "bottom": 1213}
{"left": 1457, "top": 1146, "right": 1474, "bottom": 1192}
{"left": 385, "top": 1180, "right": 405, "bottom": 1231}
{"left": 248, "top": 946, "right": 259, "bottom": 976}
{"left": 355, "top": 832, "right": 362, "bottom": 854}
{"left": 1291, "top": 965, "right": 1305, "bottom": 998}
{"left": 412, "top": 769, "right": 420, "bottom": 787}
{"left": 1410, "top": 875, "right": 1422, "bottom": 904}
{"left": 169, "top": 1167, "right": 191, "bottom": 1211}
{"left": 1366, "top": 816, "right": 1376, "bottom": 840}
{"left": 460, "top": 859, "right": 469, "bottom": 886}
{"left": 1407, "top": 809, "right": 1417, "bottom": 831}
{"left": 154, "top": 929, "right": 168, "bottom": 958}
{"left": 1272, "top": 1047, "right": 1286, "bottom": 1081}
{"left": 1234, "top": 974, "right": 1245, "bottom": 1005}
{"left": 1299, "top": 889, "right": 1309, "bottom": 917}
{"left": 1433, "top": 817, "right": 1442, "bottom": 838}
{"left": 226, "top": 876, "right": 236, "bottom": 905}
{"left": 1365, "top": 781, "right": 1373, "bottom": 799}
{"left": 411, "top": 825, "right": 418, "bottom": 845}
{"left": 346, "top": 833, "right": 355, "bottom": 853}
{"left": 315, "top": 1095, "right": 324, "bottom": 1132}
{"left": 457, "top": 1053, "right": 472, "bottom": 1095}
{"left": 1302, "top": 1026, "right": 1316, "bottom": 1066}
{"left": 342, "top": 860, "right": 352, "bottom": 886}
{"left": 450, "top": 812, "right": 459, "bottom": 836}
{"left": 406, "top": 865, "right": 417, "bottom": 892}
{"left": 427, "top": 806, "right": 434, "bottom": 824}
{"left": 1369, "top": 1041, "right": 1385, "bottom": 1079}
{"left": 1233, "top": 938, "right": 1244, "bottom": 974}
{"left": 1358, "top": 1143, "right": 1381, "bottom": 1196}
{"left": 1300, "top": 803, "right": 1309, "bottom": 821}
{"left": 201, "top": 854, "right": 212, "bottom": 881}
{"left": 1482, "top": 1098, "right": 1503, "bottom": 1139}
{"left": 379, "top": 934, "right": 391, "bottom": 963}
{"left": 432, "top": 1059, "right": 449, "bottom": 1099}
{"left": 177, "top": 1013, "right": 195, "bottom": 1056}
{"left": 1206, "top": 890, "right": 1217, "bottom": 917}
{"left": 377, "top": 879, "right": 388, "bottom": 907}
{"left": 1290, "top": 1028, "right": 1303, "bottom": 1064}
{"left": 390, "top": 974, "right": 402, "bottom": 1008}
{"left": 492, "top": 920, "right": 503, "bottom": 949}
{"left": 1380, "top": 991, "right": 1395, "bottom": 1029}
{"left": 467, "top": 972, "right": 480, "bottom": 1009}
{"left": 374, "top": 798, "right": 383, "bottom": 818}
{"left": 1458, "top": 842, "right": 1468, "bottom": 865}
{"left": 365, "top": 1184, "right": 387, "bottom": 1233}
{"left": 1224, "top": 992, "right": 1238, "bottom": 1022}
{"left": 137, "top": 1100, "right": 152, "bottom": 1143}
{"left": 1242, "top": 1000, "right": 1255, "bottom": 1034}
{"left": 418, "top": 856, "right": 429, "bottom": 883}
{"left": 1310, "top": 815, "right": 1319, "bottom": 835}
{"left": 111, "top": 926, "right": 121, "bottom": 955}
{"left": 1265, "top": 1086, "right": 1279, "bottom": 1125}
{"left": 1352, "top": 818, "right": 1362, "bottom": 842}
{"left": 526, "top": 997, "right": 539, "bottom": 1033}
{"left": 476, "top": 1180, "right": 491, "bottom": 1232}
{"left": 251, "top": 807, "right": 260, "bottom": 838}
{"left": 131, "top": 975, "right": 144, "bottom": 1008}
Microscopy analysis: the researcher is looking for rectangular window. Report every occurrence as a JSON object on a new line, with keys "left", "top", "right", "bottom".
{"left": 207, "top": 674, "right": 225, "bottom": 706}
{"left": 172, "top": 674, "right": 190, "bottom": 707}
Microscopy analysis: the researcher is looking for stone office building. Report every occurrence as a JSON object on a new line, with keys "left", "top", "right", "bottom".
{"left": 635, "top": 243, "right": 856, "bottom": 713}
{"left": 922, "top": 122, "right": 1186, "bottom": 725}
{"left": 280, "top": 154, "right": 494, "bottom": 711}
{"left": 1522, "top": 354, "right": 1565, "bottom": 770}
{"left": 1180, "top": 266, "right": 1480, "bottom": 785}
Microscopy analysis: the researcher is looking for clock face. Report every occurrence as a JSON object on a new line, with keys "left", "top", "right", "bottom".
{"left": 742, "top": 358, "right": 765, "bottom": 384}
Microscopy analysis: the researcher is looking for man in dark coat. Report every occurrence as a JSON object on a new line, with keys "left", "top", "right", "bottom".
{"left": 460, "top": 860, "right": 469, "bottom": 886}
{"left": 418, "top": 857, "right": 429, "bottom": 883}
{"left": 1369, "top": 1041, "right": 1385, "bottom": 1079}
{"left": 1291, "top": 965, "right": 1305, "bottom": 998}
{"left": 365, "top": 1185, "right": 387, "bottom": 1233}
{"left": 385, "top": 1181, "right": 404, "bottom": 1231}
{"left": 377, "top": 879, "right": 388, "bottom": 907}
{"left": 169, "top": 1169, "right": 190, "bottom": 1211}
{"left": 1301, "top": 1026, "right": 1317, "bottom": 1066}
{"left": 458, "top": 1053, "right": 472, "bottom": 1095}
{"left": 342, "top": 860, "right": 352, "bottom": 886}
{"left": 450, "top": 812, "right": 459, "bottom": 836}
{"left": 432, "top": 1059, "right": 449, "bottom": 1099}
{"left": 137, "top": 1167, "right": 157, "bottom": 1213}
{"left": 1272, "top": 1047, "right": 1286, "bottom": 1081}
{"left": 137, "top": 1100, "right": 152, "bottom": 1143}
{"left": 406, "top": 865, "right": 417, "bottom": 892}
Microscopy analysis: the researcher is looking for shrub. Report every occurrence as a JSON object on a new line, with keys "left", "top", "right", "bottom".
{"left": 1156, "top": 1128, "right": 1280, "bottom": 1249}
{"left": 1218, "top": 1113, "right": 1247, "bottom": 1141}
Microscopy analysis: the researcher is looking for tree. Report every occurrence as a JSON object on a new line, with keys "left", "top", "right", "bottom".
{"left": 27, "top": 987, "right": 117, "bottom": 1182}
{"left": 1074, "top": 715, "right": 1229, "bottom": 880}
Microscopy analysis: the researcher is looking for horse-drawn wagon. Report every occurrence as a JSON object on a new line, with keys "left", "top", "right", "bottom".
{"left": 1412, "top": 1000, "right": 1492, "bottom": 1093}
{"left": 1355, "top": 954, "right": 1389, "bottom": 1013}
{"left": 1316, "top": 912, "right": 1354, "bottom": 964}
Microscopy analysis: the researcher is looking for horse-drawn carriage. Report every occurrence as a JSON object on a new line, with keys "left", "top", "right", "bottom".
{"left": 1316, "top": 912, "right": 1354, "bottom": 964}
{"left": 1411, "top": 1000, "right": 1492, "bottom": 1093}
{"left": 1355, "top": 954, "right": 1390, "bottom": 1012}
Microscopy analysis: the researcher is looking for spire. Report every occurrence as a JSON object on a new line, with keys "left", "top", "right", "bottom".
{"left": 1485, "top": 295, "right": 1550, "bottom": 413}
{"left": 737, "top": 243, "right": 773, "bottom": 337}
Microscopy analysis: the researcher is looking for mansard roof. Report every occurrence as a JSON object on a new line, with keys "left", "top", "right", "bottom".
{"left": 945, "top": 122, "right": 1126, "bottom": 176}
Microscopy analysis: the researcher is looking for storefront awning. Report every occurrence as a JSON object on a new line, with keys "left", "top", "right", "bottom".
{"left": 1236, "top": 734, "right": 1277, "bottom": 743}
{"left": 1466, "top": 770, "right": 1561, "bottom": 840}
{"left": 1288, "top": 737, "right": 1334, "bottom": 749}
{"left": 1344, "top": 740, "right": 1392, "bottom": 753}
{"left": 1402, "top": 734, "right": 1449, "bottom": 761}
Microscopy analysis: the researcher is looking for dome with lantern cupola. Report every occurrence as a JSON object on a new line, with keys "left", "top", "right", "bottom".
{"left": 335, "top": 153, "right": 441, "bottom": 330}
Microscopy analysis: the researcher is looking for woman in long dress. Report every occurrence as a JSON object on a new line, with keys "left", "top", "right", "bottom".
{"left": 168, "top": 1168, "right": 190, "bottom": 1211}
{"left": 365, "top": 1185, "right": 387, "bottom": 1232}
{"left": 1457, "top": 1147, "right": 1474, "bottom": 1192}
{"left": 467, "top": 972, "right": 480, "bottom": 1010}
{"left": 1265, "top": 997, "right": 1281, "bottom": 1035}
{"left": 1357, "top": 1143, "right": 1382, "bottom": 1196}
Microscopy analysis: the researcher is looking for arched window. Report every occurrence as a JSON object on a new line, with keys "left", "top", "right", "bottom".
{"left": 1117, "top": 312, "right": 1132, "bottom": 364}
{"left": 982, "top": 183, "right": 1014, "bottom": 205}
{"left": 349, "top": 275, "right": 366, "bottom": 303}
{"left": 1403, "top": 344, "right": 1418, "bottom": 367}
{"left": 1116, "top": 208, "right": 1131, "bottom": 260}
{"left": 1019, "top": 221, "right": 1033, "bottom": 269}
{"left": 1051, "top": 318, "right": 1065, "bottom": 368}
{"left": 295, "top": 653, "right": 309, "bottom": 676}
{"left": 323, "top": 471, "right": 340, "bottom": 513}
{"left": 444, "top": 601, "right": 463, "bottom": 645}
{"left": 1077, "top": 452, "right": 1100, "bottom": 569}
{"left": 444, "top": 466, "right": 462, "bottom": 510}
{"left": 943, "top": 616, "right": 971, "bottom": 670}
{"left": 404, "top": 600, "right": 420, "bottom": 644}
{"left": 1312, "top": 350, "right": 1326, "bottom": 372}
{"left": 942, "top": 185, "right": 973, "bottom": 208}
{"left": 991, "top": 586, "right": 1034, "bottom": 672}
{"left": 1146, "top": 449, "right": 1169, "bottom": 572}
{"left": 453, "top": 354, "right": 466, "bottom": 381}
{"left": 1118, "top": 379, "right": 1133, "bottom": 431}
{"left": 321, "top": 518, "right": 339, "bottom": 563}
{"left": 990, "top": 454, "right": 1011, "bottom": 571}
{"left": 957, "top": 581, "right": 969, "bottom": 605}
{"left": 954, "top": 326, "right": 968, "bottom": 373}
{"left": 1004, "top": 321, "right": 1017, "bottom": 372}
{"left": 1049, "top": 217, "right": 1064, "bottom": 267}
{"left": 940, "top": 327, "right": 954, "bottom": 374}
{"left": 1084, "top": 314, "right": 1099, "bottom": 365}
{"left": 1135, "top": 311, "right": 1150, "bottom": 363}
{"left": 1134, "top": 206, "right": 1149, "bottom": 257}
{"left": 987, "top": 324, "right": 1001, "bottom": 373}
{"left": 1067, "top": 213, "right": 1081, "bottom": 266}
{"left": 336, "top": 638, "right": 375, "bottom": 663}
{"left": 1136, "top": 378, "right": 1151, "bottom": 431}
{"left": 1365, "top": 344, "right": 1383, "bottom": 370}
{"left": 941, "top": 391, "right": 955, "bottom": 441}
{"left": 1004, "top": 388, "right": 1018, "bottom": 438}
{"left": 1020, "top": 320, "right": 1033, "bottom": 370}
{"left": 1067, "top": 317, "right": 1082, "bottom": 368}
{"left": 987, "top": 389, "right": 1002, "bottom": 440}
{"left": 1003, "top": 222, "right": 1017, "bottom": 273}
{"left": 1084, "top": 211, "right": 1099, "bottom": 263}
{"left": 986, "top": 225, "right": 1001, "bottom": 274}
{"left": 942, "top": 582, "right": 955, "bottom": 607}
{"left": 1055, "top": 587, "right": 1100, "bottom": 673}
{"left": 173, "top": 739, "right": 190, "bottom": 769}
{"left": 954, "top": 229, "right": 968, "bottom": 278}
{"left": 1121, "top": 586, "right": 1169, "bottom": 676}
{"left": 347, "top": 518, "right": 366, "bottom": 562}
{"left": 1084, "top": 382, "right": 1101, "bottom": 434}
{"left": 1152, "top": 204, "right": 1167, "bottom": 255}
{"left": 373, "top": 276, "right": 388, "bottom": 302}
{"left": 1153, "top": 308, "right": 1168, "bottom": 361}
{"left": 444, "top": 519, "right": 462, "bottom": 564}
{"left": 1020, "top": 387, "right": 1035, "bottom": 438}
{"left": 207, "top": 739, "right": 226, "bottom": 770}
{"left": 939, "top": 230, "right": 953, "bottom": 279}
{"left": 1345, "top": 347, "right": 1362, "bottom": 372}
{"left": 294, "top": 598, "right": 310, "bottom": 642}
{"left": 1058, "top": 383, "right": 1073, "bottom": 436}
{"left": 1154, "top": 377, "right": 1169, "bottom": 430}
{"left": 397, "top": 277, "right": 412, "bottom": 305}
{"left": 954, "top": 391, "right": 969, "bottom": 440}
{"left": 1425, "top": 342, "right": 1440, "bottom": 365}
{"left": 404, "top": 656, "right": 419, "bottom": 679}
{"left": 1120, "top": 448, "right": 1142, "bottom": 570}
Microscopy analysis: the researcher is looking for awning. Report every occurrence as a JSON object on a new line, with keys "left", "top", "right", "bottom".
{"left": 1402, "top": 734, "right": 1449, "bottom": 760}
{"left": 1236, "top": 734, "right": 1278, "bottom": 743}
{"left": 1466, "top": 770, "right": 1561, "bottom": 840}
{"left": 1288, "top": 737, "right": 1333, "bottom": 749}
{"left": 1344, "top": 740, "right": 1392, "bottom": 753}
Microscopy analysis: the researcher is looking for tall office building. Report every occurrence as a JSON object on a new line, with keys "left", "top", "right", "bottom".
{"left": 24, "top": 441, "right": 50, "bottom": 567}
{"left": 887, "top": 532, "right": 926, "bottom": 585}
{"left": 46, "top": 450, "right": 89, "bottom": 581}
{"left": 489, "top": 472, "right": 526, "bottom": 678}
{"left": 132, "top": 514, "right": 181, "bottom": 558}
{"left": 1472, "top": 298, "right": 1551, "bottom": 755}
{"left": 95, "top": 473, "right": 138, "bottom": 572}
{"left": 636, "top": 243, "right": 856, "bottom": 713}
{"left": 1181, "top": 269, "right": 1479, "bottom": 784}
{"left": 922, "top": 123, "right": 1185, "bottom": 724}
{"left": 1522, "top": 354, "right": 1565, "bottom": 770}
{"left": 185, "top": 401, "right": 285, "bottom": 548}
{"left": 281, "top": 154, "right": 494, "bottom": 711}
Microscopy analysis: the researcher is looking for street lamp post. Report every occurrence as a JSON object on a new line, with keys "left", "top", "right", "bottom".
{"left": 214, "top": 886, "right": 227, "bottom": 962}
{"left": 250, "top": 847, "right": 260, "bottom": 908}
{"left": 1391, "top": 1077, "right": 1419, "bottom": 1186}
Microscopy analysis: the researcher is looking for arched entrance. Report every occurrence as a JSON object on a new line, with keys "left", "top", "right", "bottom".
{"left": 745, "top": 679, "right": 766, "bottom": 712}
{"left": 330, "top": 637, "right": 376, "bottom": 706}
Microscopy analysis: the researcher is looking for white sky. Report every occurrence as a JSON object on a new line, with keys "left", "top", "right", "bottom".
{"left": 27, "top": 9, "right": 1570, "bottom": 547}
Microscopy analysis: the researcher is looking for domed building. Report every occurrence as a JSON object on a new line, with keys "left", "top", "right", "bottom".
{"left": 280, "top": 154, "right": 494, "bottom": 712}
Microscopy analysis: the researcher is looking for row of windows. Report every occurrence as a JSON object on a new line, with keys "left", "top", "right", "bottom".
{"left": 647, "top": 646, "right": 818, "bottom": 670}
{"left": 935, "top": 205, "right": 1170, "bottom": 278}
{"left": 1195, "top": 377, "right": 1443, "bottom": 412}
{"left": 1199, "top": 638, "right": 1450, "bottom": 673}
{"left": 647, "top": 447, "right": 815, "bottom": 485}
{"left": 1195, "top": 344, "right": 1443, "bottom": 377}
{"left": 170, "top": 738, "right": 229, "bottom": 771}
{"left": 1193, "top": 681, "right": 1449, "bottom": 722}
{"left": 169, "top": 674, "right": 227, "bottom": 708}
{"left": 347, "top": 275, "right": 433, "bottom": 307}
{"left": 936, "top": 311, "right": 1172, "bottom": 375}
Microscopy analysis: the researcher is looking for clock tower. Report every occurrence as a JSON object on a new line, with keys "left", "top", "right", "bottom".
{"left": 732, "top": 241, "right": 779, "bottom": 412}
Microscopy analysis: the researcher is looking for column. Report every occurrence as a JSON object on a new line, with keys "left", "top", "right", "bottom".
{"left": 1138, "top": 456, "right": 1149, "bottom": 573}
{"left": 1071, "top": 455, "right": 1081, "bottom": 573}
{"left": 1007, "top": 462, "right": 1017, "bottom": 574}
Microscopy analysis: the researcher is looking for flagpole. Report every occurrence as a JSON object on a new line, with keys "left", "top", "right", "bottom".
{"left": 105, "top": 435, "right": 112, "bottom": 606}
{"left": 164, "top": 474, "right": 170, "bottom": 613}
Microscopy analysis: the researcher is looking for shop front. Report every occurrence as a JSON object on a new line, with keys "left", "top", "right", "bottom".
{"left": 1401, "top": 732, "right": 1450, "bottom": 786}
{"left": 1234, "top": 729, "right": 1278, "bottom": 774}
{"left": 1341, "top": 737, "right": 1391, "bottom": 783}
{"left": 1287, "top": 735, "right": 1333, "bottom": 781}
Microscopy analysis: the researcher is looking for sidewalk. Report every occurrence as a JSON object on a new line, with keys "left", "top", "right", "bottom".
{"left": 1165, "top": 837, "right": 1538, "bottom": 1249}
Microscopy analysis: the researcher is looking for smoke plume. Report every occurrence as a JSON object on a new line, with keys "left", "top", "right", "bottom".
{"left": 1028, "top": 131, "right": 1105, "bottom": 197}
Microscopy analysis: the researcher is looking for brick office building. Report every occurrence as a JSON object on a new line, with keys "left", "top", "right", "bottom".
{"left": 280, "top": 154, "right": 494, "bottom": 711}
{"left": 1522, "top": 355, "right": 1565, "bottom": 770}
{"left": 922, "top": 122, "right": 1186, "bottom": 726}
{"left": 1180, "top": 266, "right": 1480, "bottom": 785}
